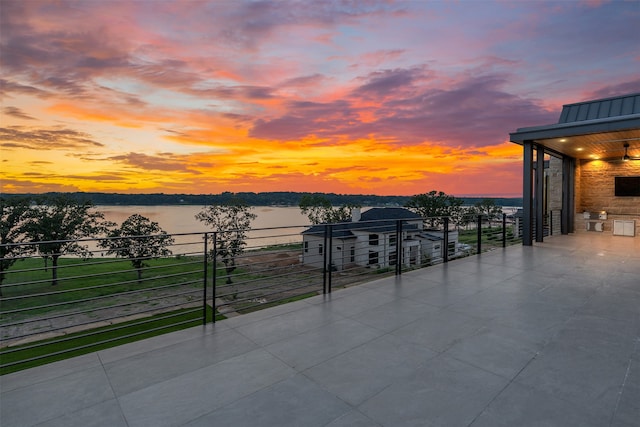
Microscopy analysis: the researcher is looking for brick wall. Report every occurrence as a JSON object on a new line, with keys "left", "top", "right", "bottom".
{"left": 576, "top": 159, "right": 640, "bottom": 234}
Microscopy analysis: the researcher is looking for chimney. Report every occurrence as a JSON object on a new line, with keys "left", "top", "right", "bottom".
{"left": 351, "top": 207, "right": 361, "bottom": 222}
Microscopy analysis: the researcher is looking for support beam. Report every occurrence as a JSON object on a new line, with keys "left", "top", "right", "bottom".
{"left": 535, "top": 145, "right": 545, "bottom": 242}
{"left": 523, "top": 141, "right": 534, "bottom": 246}
{"left": 561, "top": 156, "right": 575, "bottom": 234}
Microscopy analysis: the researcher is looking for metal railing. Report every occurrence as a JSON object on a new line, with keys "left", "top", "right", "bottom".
{"left": 0, "top": 213, "right": 522, "bottom": 373}
{"left": 547, "top": 210, "right": 562, "bottom": 236}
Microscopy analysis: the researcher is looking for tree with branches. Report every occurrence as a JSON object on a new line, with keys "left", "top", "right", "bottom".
{"left": 404, "top": 191, "right": 464, "bottom": 228}
{"left": 21, "top": 195, "right": 111, "bottom": 286}
{"left": 299, "top": 194, "right": 360, "bottom": 224}
{"left": 195, "top": 197, "right": 257, "bottom": 284}
{"left": 0, "top": 197, "right": 35, "bottom": 297}
{"left": 474, "top": 199, "right": 503, "bottom": 228}
{"left": 99, "top": 214, "right": 174, "bottom": 283}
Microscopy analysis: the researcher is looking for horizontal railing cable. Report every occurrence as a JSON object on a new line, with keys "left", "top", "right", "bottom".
{"left": 1, "top": 315, "right": 202, "bottom": 369}
{"left": 2, "top": 306, "right": 203, "bottom": 354}
{"left": 1, "top": 212, "right": 524, "bottom": 373}
{"left": 2, "top": 280, "right": 203, "bottom": 323}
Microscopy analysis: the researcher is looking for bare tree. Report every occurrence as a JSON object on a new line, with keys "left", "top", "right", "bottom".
{"left": 195, "top": 197, "right": 257, "bottom": 284}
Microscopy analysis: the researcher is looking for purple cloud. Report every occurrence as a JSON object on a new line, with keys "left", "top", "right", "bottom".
{"left": 249, "top": 68, "right": 559, "bottom": 147}
{"left": 0, "top": 79, "right": 51, "bottom": 99}
{"left": 0, "top": 126, "right": 103, "bottom": 149}
{"left": 106, "top": 152, "right": 207, "bottom": 173}
{"left": 587, "top": 79, "right": 640, "bottom": 100}
{"left": 352, "top": 67, "right": 430, "bottom": 100}
{"left": 3, "top": 107, "right": 36, "bottom": 120}
{"left": 211, "top": 0, "right": 404, "bottom": 49}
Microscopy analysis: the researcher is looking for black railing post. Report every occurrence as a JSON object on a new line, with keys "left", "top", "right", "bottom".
{"left": 443, "top": 217, "right": 449, "bottom": 263}
{"left": 503, "top": 213, "right": 508, "bottom": 248}
{"left": 212, "top": 232, "right": 217, "bottom": 323}
{"left": 323, "top": 224, "right": 328, "bottom": 294}
{"left": 327, "top": 224, "right": 333, "bottom": 294}
{"left": 203, "top": 233, "right": 208, "bottom": 325}
{"left": 477, "top": 215, "right": 482, "bottom": 254}
{"left": 395, "top": 219, "right": 402, "bottom": 275}
{"left": 549, "top": 210, "right": 553, "bottom": 236}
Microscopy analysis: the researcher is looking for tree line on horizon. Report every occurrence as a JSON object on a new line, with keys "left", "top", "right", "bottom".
{"left": 1, "top": 191, "right": 523, "bottom": 208}
{"left": 300, "top": 192, "right": 507, "bottom": 229}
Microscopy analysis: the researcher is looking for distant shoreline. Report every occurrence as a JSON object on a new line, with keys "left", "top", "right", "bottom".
{"left": 1, "top": 191, "right": 524, "bottom": 207}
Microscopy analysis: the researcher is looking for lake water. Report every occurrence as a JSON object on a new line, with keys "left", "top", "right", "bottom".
{"left": 96, "top": 205, "right": 312, "bottom": 249}
{"left": 93, "top": 204, "right": 521, "bottom": 252}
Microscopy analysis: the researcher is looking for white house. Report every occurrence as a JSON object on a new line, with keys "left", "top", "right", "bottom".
{"left": 301, "top": 207, "right": 458, "bottom": 270}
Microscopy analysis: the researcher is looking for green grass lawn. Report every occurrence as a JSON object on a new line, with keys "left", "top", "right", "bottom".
{"left": 0, "top": 255, "right": 217, "bottom": 374}
{"left": 1, "top": 256, "right": 209, "bottom": 314}
{"left": 457, "top": 226, "right": 520, "bottom": 247}
{"left": 0, "top": 306, "right": 224, "bottom": 375}
{"left": 0, "top": 246, "right": 302, "bottom": 375}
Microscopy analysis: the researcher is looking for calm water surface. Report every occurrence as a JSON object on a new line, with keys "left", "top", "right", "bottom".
{"left": 97, "top": 205, "right": 311, "bottom": 248}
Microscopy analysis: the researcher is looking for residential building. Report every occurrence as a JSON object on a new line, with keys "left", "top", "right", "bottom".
{"left": 301, "top": 207, "right": 458, "bottom": 270}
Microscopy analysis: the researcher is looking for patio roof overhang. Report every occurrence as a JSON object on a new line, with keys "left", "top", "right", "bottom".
{"left": 509, "top": 114, "right": 640, "bottom": 160}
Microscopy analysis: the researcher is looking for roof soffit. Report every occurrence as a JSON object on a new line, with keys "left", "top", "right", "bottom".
{"left": 509, "top": 111, "right": 640, "bottom": 160}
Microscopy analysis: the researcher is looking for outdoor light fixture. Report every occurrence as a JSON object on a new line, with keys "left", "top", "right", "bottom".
{"left": 623, "top": 143, "right": 630, "bottom": 162}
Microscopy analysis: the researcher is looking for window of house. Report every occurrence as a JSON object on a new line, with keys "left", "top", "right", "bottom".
{"left": 350, "top": 247, "right": 355, "bottom": 262}
{"left": 389, "top": 235, "right": 397, "bottom": 247}
{"left": 369, "top": 234, "right": 379, "bottom": 246}
{"left": 448, "top": 242, "right": 456, "bottom": 256}
{"left": 368, "top": 251, "right": 379, "bottom": 265}
{"left": 319, "top": 243, "right": 323, "bottom": 255}
{"left": 304, "top": 241, "right": 308, "bottom": 253}
{"left": 390, "top": 250, "right": 397, "bottom": 265}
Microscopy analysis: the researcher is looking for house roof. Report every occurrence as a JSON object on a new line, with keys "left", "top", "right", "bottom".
{"left": 558, "top": 93, "right": 640, "bottom": 123}
{"left": 509, "top": 93, "right": 640, "bottom": 160}
{"left": 418, "top": 233, "right": 443, "bottom": 242}
{"left": 302, "top": 207, "right": 422, "bottom": 238}
{"left": 360, "top": 207, "right": 422, "bottom": 221}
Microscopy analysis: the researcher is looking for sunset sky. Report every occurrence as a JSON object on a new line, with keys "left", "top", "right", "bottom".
{"left": 1, "top": 0, "right": 639, "bottom": 197}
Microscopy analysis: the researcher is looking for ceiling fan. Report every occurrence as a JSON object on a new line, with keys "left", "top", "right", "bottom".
{"left": 622, "top": 143, "right": 640, "bottom": 162}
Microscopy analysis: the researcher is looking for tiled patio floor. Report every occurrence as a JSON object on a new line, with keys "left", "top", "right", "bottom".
{"left": 1, "top": 233, "right": 639, "bottom": 426}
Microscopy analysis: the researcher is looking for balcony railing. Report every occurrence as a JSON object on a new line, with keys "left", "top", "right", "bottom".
{"left": 0, "top": 213, "right": 522, "bottom": 373}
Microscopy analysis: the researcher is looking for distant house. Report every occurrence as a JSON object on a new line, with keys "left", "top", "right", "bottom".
{"left": 301, "top": 207, "right": 458, "bottom": 270}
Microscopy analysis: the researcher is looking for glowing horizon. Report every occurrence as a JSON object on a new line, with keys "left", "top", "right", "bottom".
{"left": 1, "top": 1, "right": 639, "bottom": 197}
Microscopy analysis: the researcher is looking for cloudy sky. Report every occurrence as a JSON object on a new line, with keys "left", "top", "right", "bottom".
{"left": 1, "top": 0, "right": 639, "bottom": 196}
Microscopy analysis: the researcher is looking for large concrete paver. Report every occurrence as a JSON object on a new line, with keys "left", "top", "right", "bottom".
{"left": 1, "top": 233, "right": 639, "bottom": 427}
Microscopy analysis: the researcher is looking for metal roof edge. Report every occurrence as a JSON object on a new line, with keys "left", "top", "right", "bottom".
{"left": 560, "top": 92, "right": 640, "bottom": 108}
{"left": 509, "top": 114, "right": 640, "bottom": 143}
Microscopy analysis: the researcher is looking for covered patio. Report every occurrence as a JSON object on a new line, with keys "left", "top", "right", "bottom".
{"left": 510, "top": 92, "right": 640, "bottom": 245}
{"left": 2, "top": 232, "right": 638, "bottom": 427}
